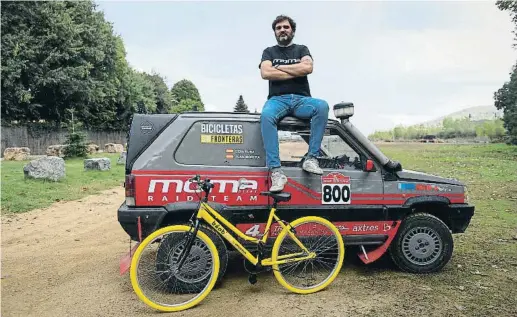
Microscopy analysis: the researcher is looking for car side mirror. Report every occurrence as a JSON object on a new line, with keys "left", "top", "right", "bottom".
{"left": 364, "top": 159, "right": 374, "bottom": 172}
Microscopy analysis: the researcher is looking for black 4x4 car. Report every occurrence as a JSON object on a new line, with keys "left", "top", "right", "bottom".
{"left": 118, "top": 102, "right": 474, "bottom": 278}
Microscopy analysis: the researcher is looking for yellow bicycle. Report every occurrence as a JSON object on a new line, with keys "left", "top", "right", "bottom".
{"left": 130, "top": 174, "right": 345, "bottom": 312}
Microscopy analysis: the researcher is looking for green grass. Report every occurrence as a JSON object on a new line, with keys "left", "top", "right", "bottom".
{"left": 1, "top": 153, "right": 125, "bottom": 213}
{"left": 373, "top": 142, "right": 517, "bottom": 317}
{"left": 378, "top": 142, "right": 517, "bottom": 253}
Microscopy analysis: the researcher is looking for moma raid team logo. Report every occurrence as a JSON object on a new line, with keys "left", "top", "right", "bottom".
{"left": 146, "top": 178, "right": 259, "bottom": 203}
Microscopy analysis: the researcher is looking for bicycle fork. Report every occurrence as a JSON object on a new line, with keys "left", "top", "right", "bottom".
{"left": 174, "top": 219, "right": 200, "bottom": 274}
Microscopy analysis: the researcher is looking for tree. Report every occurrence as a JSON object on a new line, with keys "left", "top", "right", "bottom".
{"left": 494, "top": 62, "right": 517, "bottom": 144}
{"left": 0, "top": 1, "right": 130, "bottom": 128}
{"left": 170, "top": 79, "right": 204, "bottom": 112}
{"left": 62, "top": 108, "right": 88, "bottom": 158}
{"left": 393, "top": 125, "right": 404, "bottom": 140}
{"left": 63, "top": 130, "right": 88, "bottom": 158}
{"left": 131, "top": 71, "right": 158, "bottom": 114}
{"left": 104, "top": 36, "right": 138, "bottom": 130}
{"left": 0, "top": 2, "right": 210, "bottom": 131}
{"left": 170, "top": 99, "right": 203, "bottom": 113}
{"left": 494, "top": 1, "right": 517, "bottom": 144}
{"left": 497, "top": 0, "right": 517, "bottom": 47}
{"left": 143, "top": 71, "right": 173, "bottom": 114}
{"left": 233, "top": 95, "right": 249, "bottom": 112}
{"left": 0, "top": 1, "right": 177, "bottom": 131}
{"left": 1, "top": 1, "right": 40, "bottom": 123}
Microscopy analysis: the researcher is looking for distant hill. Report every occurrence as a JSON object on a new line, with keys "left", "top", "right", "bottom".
{"left": 419, "top": 105, "right": 503, "bottom": 127}
{"left": 368, "top": 105, "right": 506, "bottom": 142}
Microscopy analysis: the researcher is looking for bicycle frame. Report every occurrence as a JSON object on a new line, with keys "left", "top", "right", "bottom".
{"left": 197, "top": 201, "right": 315, "bottom": 266}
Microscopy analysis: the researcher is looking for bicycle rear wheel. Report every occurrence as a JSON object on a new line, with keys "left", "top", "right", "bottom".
{"left": 130, "top": 225, "right": 220, "bottom": 312}
{"left": 271, "top": 216, "right": 345, "bottom": 294}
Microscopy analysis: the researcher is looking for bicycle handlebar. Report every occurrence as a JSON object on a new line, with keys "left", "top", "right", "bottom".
{"left": 188, "top": 174, "right": 214, "bottom": 192}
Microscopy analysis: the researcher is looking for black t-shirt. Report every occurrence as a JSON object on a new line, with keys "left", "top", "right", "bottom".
{"left": 259, "top": 44, "right": 312, "bottom": 99}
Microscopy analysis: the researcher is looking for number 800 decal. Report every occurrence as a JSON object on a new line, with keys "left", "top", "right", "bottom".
{"left": 321, "top": 172, "right": 352, "bottom": 205}
{"left": 322, "top": 184, "right": 351, "bottom": 204}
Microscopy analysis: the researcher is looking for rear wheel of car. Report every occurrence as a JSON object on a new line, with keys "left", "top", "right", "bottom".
{"left": 389, "top": 212, "right": 453, "bottom": 274}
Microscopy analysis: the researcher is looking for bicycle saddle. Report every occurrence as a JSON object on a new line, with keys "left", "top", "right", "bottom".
{"left": 260, "top": 191, "right": 292, "bottom": 202}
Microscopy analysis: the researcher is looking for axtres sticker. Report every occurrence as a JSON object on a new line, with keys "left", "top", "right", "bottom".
{"left": 321, "top": 172, "right": 351, "bottom": 205}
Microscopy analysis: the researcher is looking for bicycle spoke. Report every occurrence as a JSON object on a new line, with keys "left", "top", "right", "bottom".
{"left": 130, "top": 227, "right": 218, "bottom": 310}
{"left": 272, "top": 218, "right": 344, "bottom": 293}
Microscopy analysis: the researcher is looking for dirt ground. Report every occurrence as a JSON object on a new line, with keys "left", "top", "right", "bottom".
{"left": 1, "top": 187, "right": 515, "bottom": 317}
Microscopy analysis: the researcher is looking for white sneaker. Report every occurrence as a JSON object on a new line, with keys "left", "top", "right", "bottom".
{"left": 269, "top": 171, "right": 287, "bottom": 192}
{"left": 302, "top": 157, "right": 323, "bottom": 174}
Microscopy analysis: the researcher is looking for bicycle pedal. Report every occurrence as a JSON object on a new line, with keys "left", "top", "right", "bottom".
{"left": 248, "top": 273, "right": 257, "bottom": 285}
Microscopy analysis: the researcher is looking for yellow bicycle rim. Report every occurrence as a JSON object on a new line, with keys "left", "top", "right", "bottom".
{"left": 129, "top": 225, "right": 220, "bottom": 312}
{"left": 271, "top": 216, "right": 345, "bottom": 294}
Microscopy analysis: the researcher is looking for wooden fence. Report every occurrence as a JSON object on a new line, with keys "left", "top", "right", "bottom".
{"left": 1, "top": 126, "right": 128, "bottom": 157}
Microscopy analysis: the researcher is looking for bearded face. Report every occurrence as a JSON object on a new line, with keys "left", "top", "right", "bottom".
{"left": 274, "top": 20, "right": 294, "bottom": 46}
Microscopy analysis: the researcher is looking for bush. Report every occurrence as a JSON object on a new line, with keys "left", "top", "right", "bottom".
{"left": 63, "top": 131, "right": 88, "bottom": 158}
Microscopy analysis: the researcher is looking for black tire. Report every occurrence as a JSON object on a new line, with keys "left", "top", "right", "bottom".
{"left": 197, "top": 224, "right": 229, "bottom": 287}
{"left": 389, "top": 212, "right": 453, "bottom": 274}
{"left": 156, "top": 223, "right": 228, "bottom": 289}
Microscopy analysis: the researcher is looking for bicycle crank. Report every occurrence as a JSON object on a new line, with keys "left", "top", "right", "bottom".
{"left": 248, "top": 273, "right": 257, "bottom": 285}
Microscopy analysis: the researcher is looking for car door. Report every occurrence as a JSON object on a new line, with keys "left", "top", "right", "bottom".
{"left": 318, "top": 127, "right": 385, "bottom": 208}
{"left": 277, "top": 125, "right": 387, "bottom": 239}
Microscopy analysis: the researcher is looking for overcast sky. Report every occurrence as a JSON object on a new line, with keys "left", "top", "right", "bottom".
{"left": 96, "top": 0, "right": 516, "bottom": 135}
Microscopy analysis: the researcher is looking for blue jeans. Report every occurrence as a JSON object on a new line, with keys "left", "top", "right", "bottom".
{"left": 260, "top": 94, "right": 329, "bottom": 169}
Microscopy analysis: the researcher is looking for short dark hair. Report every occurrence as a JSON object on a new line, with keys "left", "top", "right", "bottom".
{"left": 272, "top": 15, "right": 296, "bottom": 33}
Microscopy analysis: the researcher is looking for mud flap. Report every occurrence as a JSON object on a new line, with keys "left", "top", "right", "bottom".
{"left": 119, "top": 242, "right": 140, "bottom": 275}
{"left": 119, "top": 216, "right": 143, "bottom": 275}
{"left": 358, "top": 221, "right": 400, "bottom": 264}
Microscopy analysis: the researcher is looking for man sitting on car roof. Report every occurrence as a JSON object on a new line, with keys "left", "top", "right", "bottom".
{"left": 258, "top": 14, "right": 330, "bottom": 192}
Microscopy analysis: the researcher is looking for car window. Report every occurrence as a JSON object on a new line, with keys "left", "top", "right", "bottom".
{"left": 175, "top": 120, "right": 266, "bottom": 167}
{"left": 279, "top": 128, "right": 365, "bottom": 171}
{"left": 278, "top": 130, "right": 308, "bottom": 163}
{"left": 322, "top": 134, "right": 359, "bottom": 159}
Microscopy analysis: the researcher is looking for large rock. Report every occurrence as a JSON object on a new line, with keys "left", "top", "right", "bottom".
{"left": 104, "top": 143, "right": 124, "bottom": 153}
{"left": 4, "top": 147, "right": 30, "bottom": 161}
{"left": 23, "top": 156, "right": 66, "bottom": 181}
{"left": 46, "top": 145, "right": 67, "bottom": 157}
{"left": 84, "top": 158, "right": 111, "bottom": 171}
{"left": 87, "top": 144, "right": 99, "bottom": 154}
{"left": 4, "top": 147, "right": 30, "bottom": 160}
{"left": 117, "top": 151, "right": 127, "bottom": 165}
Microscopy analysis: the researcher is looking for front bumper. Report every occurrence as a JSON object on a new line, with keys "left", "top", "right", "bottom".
{"left": 117, "top": 202, "right": 168, "bottom": 241}
{"left": 448, "top": 203, "right": 475, "bottom": 233}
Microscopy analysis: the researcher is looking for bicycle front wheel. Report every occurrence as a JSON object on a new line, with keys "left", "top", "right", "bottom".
{"left": 271, "top": 216, "right": 345, "bottom": 294}
{"left": 130, "top": 225, "right": 220, "bottom": 312}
